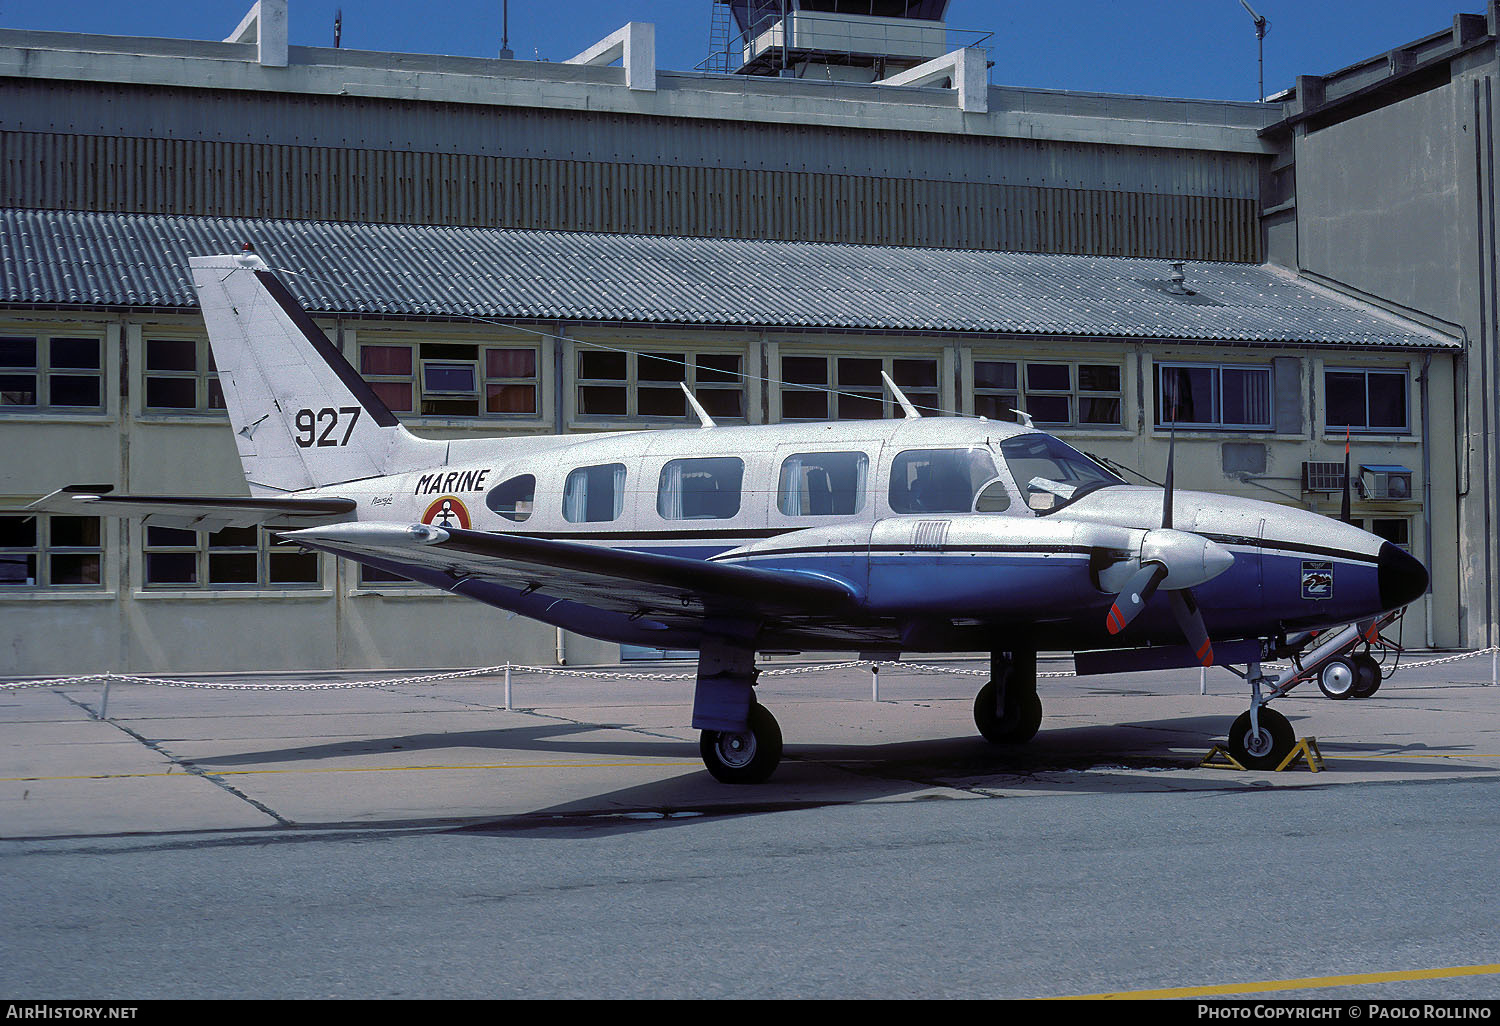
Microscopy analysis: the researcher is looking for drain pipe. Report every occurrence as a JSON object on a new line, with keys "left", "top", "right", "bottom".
{"left": 1421, "top": 354, "right": 1434, "bottom": 649}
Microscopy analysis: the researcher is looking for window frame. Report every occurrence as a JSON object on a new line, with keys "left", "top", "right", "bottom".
{"left": 574, "top": 346, "right": 747, "bottom": 424}
{"left": 970, "top": 357, "right": 1124, "bottom": 428}
{"left": 0, "top": 513, "right": 105, "bottom": 589}
{"left": 0, "top": 333, "right": 106, "bottom": 414}
{"left": 358, "top": 338, "right": 543, "bottom": 421}
{"left": 779, "top": 353, "right": 941, "bottom": 422}
{"left": 1323, "top": 366, "right": 1410, "bottom": 434}
{"left": 141, "top": 526, "right": 322, "bottom": 591}
{"left": 1154, "top": 361, "right": 1274, "bottom": 430}
{"left": 141, "top": 335, "right": 224, "bottom": 415}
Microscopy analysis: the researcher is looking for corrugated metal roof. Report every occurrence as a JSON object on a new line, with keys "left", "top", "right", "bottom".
{"left": 0, "top": 209, "right": 1457, "bottom": 349}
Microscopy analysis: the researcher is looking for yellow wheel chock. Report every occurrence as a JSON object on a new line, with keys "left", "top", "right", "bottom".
{"left": 1199, "top": 737, "right": 1325, "bottom": 772}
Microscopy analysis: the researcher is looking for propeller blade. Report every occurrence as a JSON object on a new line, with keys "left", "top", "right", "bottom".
{"left": 1340, "top": 428, "right": 1352, "bottom": 524}
{"left": 1162, "top": 418, "right": 1176, "bottom": 530}
{"left": 1169, "top": 589, "right": 1214, "bottom": 667}
{"left": 1106, "top": 562, "right": 1168, "bottom": 635}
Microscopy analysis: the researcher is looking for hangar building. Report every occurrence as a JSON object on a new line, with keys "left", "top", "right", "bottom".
{"left": 0, "top": 2, "right": 1492, "bottom": 673}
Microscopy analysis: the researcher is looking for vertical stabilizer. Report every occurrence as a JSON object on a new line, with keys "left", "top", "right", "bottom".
{"left": 189, "top": 252, "right": 444, "bottom": 493}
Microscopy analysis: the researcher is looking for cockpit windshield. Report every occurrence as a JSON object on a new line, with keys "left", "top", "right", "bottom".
{"left": 997, "top": 433, "right": 1124, "bottom": 514}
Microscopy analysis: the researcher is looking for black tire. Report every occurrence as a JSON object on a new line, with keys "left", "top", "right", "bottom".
{"left": 700, "top": 703, "right": 783, "bottom": 784}
{"left": 1226, "top": 707, "right": 1295, "bottom": 770}
{"left": 1350, "top": 653, "right": 1382, "bottom": 698}
{"left": 974, "top": 680, "right": 1043, "bottom": 745}
{"left": 1317, "top": 656, "right": 1357, "bottom": 700}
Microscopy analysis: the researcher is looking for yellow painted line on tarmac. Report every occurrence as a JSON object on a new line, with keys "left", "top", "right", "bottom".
{"left": 0, "top": 761, "right": 700, "bottom": 783}
{"left": 1050, "top": 963, "right": 1500, "bottom": 999}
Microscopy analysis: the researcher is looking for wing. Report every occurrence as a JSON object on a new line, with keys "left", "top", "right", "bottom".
{"left": 28, "top": 485, "right": 356, "bottom": 533}
{"left": 280, "top": 522, "right": 867, "bottom": 638}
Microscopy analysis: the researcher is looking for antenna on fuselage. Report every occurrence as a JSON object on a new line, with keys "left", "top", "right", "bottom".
{"left": 1010, "top": 409, "right": 1034, "bottom": 428}
{"left": 880, "top": 371, "right": 921, "bottom": 419}
{"left": 680, "top": 382, "right": 717, "bottom": 429}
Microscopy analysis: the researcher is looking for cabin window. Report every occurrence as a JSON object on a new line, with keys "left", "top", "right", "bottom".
{"left": 657, "top": 457, "right": 744, "bottom": 520}
{"left": 972, "top": 359, "right": 1122, "bottom": 426}
{"left": 888, "top": 448, "right": 998, "bottom": 514}
{"left": 998, "top": 433, "right": 1122, "bottom": 512}
{"left": 485, "top": 474, "right": 536, "bottom": 522}
{"left": 780, "top": 355, "right": 939, "bottom": 420}
{"left": 1324, "top": 368, "right": 1408, "bottom": 433}
{"left": 1155, "top": 363, "right": 1271, "bottom": 429}
{"left": 563, "top": 464, "right": 626, "bottom": 523}
{"left": 777, "top": 452, "right": 869, "bottom": 516}
{"left": 0, "top": 513, "right": 103, "bottom": 587}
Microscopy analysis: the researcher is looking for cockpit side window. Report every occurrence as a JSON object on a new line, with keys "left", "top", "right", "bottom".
{"left": 658, "top": 457, "right": 744, "bottom": 520}
{"left": 998, "top": 433, "right": 1123, "bottom": 513}
{"left": 778, "top": 451, "right": 868, "bottom": 516}
{"left": 485, "top": 474, "right": 536, "bottom": 522}
{"left": 888, "top": 448, "right": 998, "bottom": 514}
{"left": 563, "top": 463, "right": 626, "bottom": 523}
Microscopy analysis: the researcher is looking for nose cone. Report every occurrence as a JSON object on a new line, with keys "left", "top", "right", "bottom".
{"left": 1378, "top": 542, "right": 1429, "bottom": 610}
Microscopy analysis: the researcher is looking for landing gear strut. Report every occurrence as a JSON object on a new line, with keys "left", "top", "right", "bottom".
{"left": 974, "top": 648, "right": 1042, "bottom": 744}
{"left": 692, "top": 629, "right": 783, "bottom": 784}
{"left": 1224, "top": 655, "right": 1296, "bottom": 770}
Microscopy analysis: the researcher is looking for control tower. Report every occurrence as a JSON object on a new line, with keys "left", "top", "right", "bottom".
{"left": 706, "top": 0, "right": 972, "bottom": 82}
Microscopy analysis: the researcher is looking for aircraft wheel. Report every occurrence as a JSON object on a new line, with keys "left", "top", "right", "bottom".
{"left": 1317, "top": 657, "right": 1358, "bottom": 700}
{"left": 1226, "top": 707, "right": 1295, "bottom": 771}
{"left": 1351, "top": 654, "right": 1382, "bottom": 698}
{"left": 700, "top": 703, "right": 783, "bottom": 784}
{"left": 974, "top": 681, "right": 1042, "bottom": 745}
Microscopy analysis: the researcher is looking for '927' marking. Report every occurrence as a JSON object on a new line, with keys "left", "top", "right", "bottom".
{"left": 294, "top": 407, "right": 361, "bottom": 448}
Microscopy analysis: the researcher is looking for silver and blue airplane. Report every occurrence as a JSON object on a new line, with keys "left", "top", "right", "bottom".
{"left": 31, "top": 250, "right": 1430, "bottom": 782}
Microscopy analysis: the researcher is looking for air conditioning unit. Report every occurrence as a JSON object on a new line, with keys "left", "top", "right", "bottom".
{"left": 1360, "top": 464, "right": 1414, "bottom": 501}
{"left": 1301, "top": 461, "right": 1347, "bottom": 493}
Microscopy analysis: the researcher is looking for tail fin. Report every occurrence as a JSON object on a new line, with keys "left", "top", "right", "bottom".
{"left": 189, "top": 251, "right": 443, "bottom": 494}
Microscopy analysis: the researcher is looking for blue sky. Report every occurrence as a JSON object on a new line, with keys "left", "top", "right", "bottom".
{"left": 0, "top": 1, "right": 1477, "bottom": 101}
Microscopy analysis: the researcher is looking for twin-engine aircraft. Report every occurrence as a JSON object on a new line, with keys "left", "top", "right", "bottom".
{"left": 32, "top": 251, "right": 1430, "bottom": 782}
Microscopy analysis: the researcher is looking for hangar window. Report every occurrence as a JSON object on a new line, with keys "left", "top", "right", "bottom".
{"left": 1, "top": 335, "right": 104, "bottom": 413}
{"left": 564, "top": 464, "right": 626, "bottom": 523}
{"left": 780, "top": 355, "right": 938, "bottom": 420}
{"left": 888, "top": 448, "right": 998, "bottom": 514}
{"left": 658, "top": 457, "right": 744, "bottom": 520}
{"left": 1324, "top": 368, "right": 1408, "bottom": 433}
{"left": 778, "top": 451, "right": 869, "bottom": 516}
{"left": 359, "top": 341, "right": 539, "bottom": 419}
{"left": 142, "top": 527, "right": 319, "bottom": 589}
{"left": 1155, "top": 363, "right": 1271, "bottom": 429}
{"left": 0, "top": 514, "right": 103, "bottom": 587}
{"left": 143, "top": 337, "right": 223, "bottom": 413}
{"left": 575, "top": 348, "right": 745, "bottom": 423}
{"left": 972, "top": 359, "right": 1122, "bottom": 427}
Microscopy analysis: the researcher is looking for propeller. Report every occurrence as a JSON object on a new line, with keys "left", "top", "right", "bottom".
{"left": 1104, "top": 409, "right": 1231, "bottom": 665}
{"left": 1340, "top": 428, "right": 1353, "bottom": 524}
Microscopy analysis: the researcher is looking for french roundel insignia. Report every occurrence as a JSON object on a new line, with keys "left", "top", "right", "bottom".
{"left": 421, "top": 495, "right": 471, "bottom": 530}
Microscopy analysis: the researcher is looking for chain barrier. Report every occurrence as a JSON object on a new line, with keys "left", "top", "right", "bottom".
{"left": 5, "top": 646, "right": 1497, "bottom": 693}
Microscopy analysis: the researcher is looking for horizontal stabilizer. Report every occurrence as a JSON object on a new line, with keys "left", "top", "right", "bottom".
{"left": 28, "top": 485, "right": 355, "bottom": 533}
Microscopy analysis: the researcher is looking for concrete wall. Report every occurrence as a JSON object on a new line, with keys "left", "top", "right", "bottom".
{"left": 1274, "top": 37, "right": 1500, "bottom": 649}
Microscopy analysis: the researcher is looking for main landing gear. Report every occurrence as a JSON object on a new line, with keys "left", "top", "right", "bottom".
{"left": 973, "top": 649, "right": 1042, "bottom": 745}
{"left": 692, "top": 631, "right": 784, "bottom": 784}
